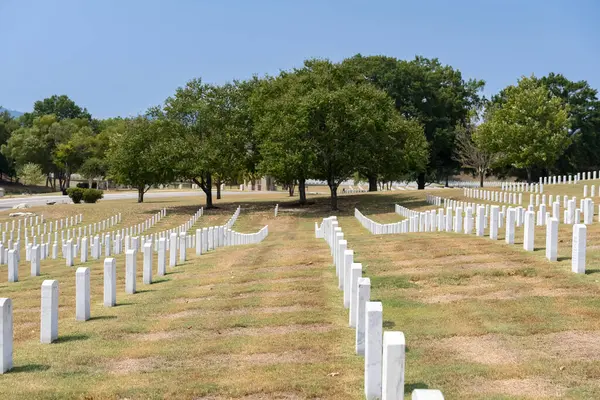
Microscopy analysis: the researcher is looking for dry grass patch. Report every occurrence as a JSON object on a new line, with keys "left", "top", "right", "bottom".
{"left": 471, "top": 378, "right": 566, "bottom": 398}
{"left": 431, "top": 334, "right": 522, "bottom": 365}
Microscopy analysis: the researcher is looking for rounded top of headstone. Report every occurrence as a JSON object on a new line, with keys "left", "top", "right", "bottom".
{"left": 76, "top": 267, "right": 90, "bottom": 275}
{"left": 366, "top": 301, "right": 383, "bottom": 312}
{"left": 383, "top": 331, "right": 405, "bottom": 345}
{"left": 42, "top": 280, "right": 58, "bottom": 288}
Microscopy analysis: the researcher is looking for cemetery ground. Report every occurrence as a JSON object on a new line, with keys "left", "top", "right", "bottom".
{"left": 3, "top": 187, "right": 600, "bottom": 398}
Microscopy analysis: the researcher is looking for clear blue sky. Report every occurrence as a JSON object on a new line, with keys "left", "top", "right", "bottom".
{"left": 1, "top": 0, "right": 598, "bottom": 119}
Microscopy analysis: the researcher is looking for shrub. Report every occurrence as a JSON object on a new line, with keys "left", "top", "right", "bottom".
{"left": 66, "top": 187, "right": 84, "bottom": 204}
{"left": 77, "top": 182, "right": 98, "bottom": 189}
{"left": 82, "top": 188, "right": 104, "bottom": 203}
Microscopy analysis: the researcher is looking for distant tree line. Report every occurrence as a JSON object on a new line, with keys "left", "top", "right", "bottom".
{"left": 1, "top": 56, "right": 598, "bottom": 209}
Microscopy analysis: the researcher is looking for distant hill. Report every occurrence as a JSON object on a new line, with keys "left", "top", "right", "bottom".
{"left": 0, "top": 107, "right": 23, "bottom": 118}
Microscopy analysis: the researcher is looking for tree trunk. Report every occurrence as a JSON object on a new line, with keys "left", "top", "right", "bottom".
{"left": 479, "top": 171, "right": 484, "bottom": 187}
{"left": 526, "top": 168, "right": 532, "bottom": 184}
{"left": 445, "top": 175, "right": 449, "bottom": 187}
{"left": 288, "top": 183, "right": 295, "bottom": 196}
{"left": 328, "top": 182, "right": 339, "bottom": 210}
{"left": 298, "top": 178, "right": 307, "bottom": 205}
{"left": 137, "top": 185, "right": 145, "bottom": 203}
{"left": 368, "top": 175, "right": 377, "bottom": 192}
{"left": 417, "top": 173, "right": 426, "bottom": 190}
{"left": 196, "top": 173, "right": 213, "bottom": 208}
{"left": 215, "top": 179, "right": 222, "bottom": 200}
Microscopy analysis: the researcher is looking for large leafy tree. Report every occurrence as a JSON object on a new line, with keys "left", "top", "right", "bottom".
{"left": 256, "top": 59, "right": 428, "bottom": 210}
{"left": 33, "top": 95, "right": 91, "bottom": 122}
{"left": 2, "top": 115, "right": 99, "bottom": 190}
{"left": 475, "top": 76, "right": 570, "bottom": 182}
{"left": 106, "top": 117, "right": 180, "bottom": 202}
{"left": 158, "top": 79, "right": 251, "bottom": 207}
{"left": 251, "top": 71, "right": 315, "bottom": 204}
{"left": 538, "top": 73, "right": 600, "bottom": 174}
{"left": 0, "top": 109, "right": 19, "bottom": 179}
{"left": 341, "top": 54, "right": 485, "bottom": 189}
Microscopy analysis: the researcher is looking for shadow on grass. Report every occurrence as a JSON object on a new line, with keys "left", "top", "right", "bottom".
{"left": 114, "top": 302, "right": 134, "bottom": 307}
{"left": 586, "top": 269, "right": 600, "bottom": 275}
{"left": 89, "top": 315, "right": 117, "bottom": 321}
{"left": 11, "top": 364, "right": 50, "bottom": 373}
{"left": 382, "top": 320, "right": 396, "bottom": 329}
{"left": 557, "top": 256, "right": 571, "bottom": 262}
{"left": 136, "top": 289, "right": 155, "bottom": 294}
{"left": 55, "top": 334, "right": 89, "bottom": 343}
{"left": 151, "top": 279, "right": 170, "bottom": 284}
{"left": 405, "top": 382, "right": 429, "bottom": 392}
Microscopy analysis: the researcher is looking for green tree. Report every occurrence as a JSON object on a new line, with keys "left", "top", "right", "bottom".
{"left": 158, "top": 79, "right": 253, "bottom": 207}
{"left": 32, "top": 95, "right": 91, "bottom": 122}
{"left": 251, "top": 71, "right": 314, "bottom": 204}
{"left": 538, "top": 73, "right": 600, "bottom": 174}
{"left": 341, "top": 54, "right": 485, "bottom": 189}
{"left": 106, "top": 117, "right": 180, "bottom": 202}
{"left": 18, "top": 163, "right": 45, "bottom": 186}
{"left": 0, "top": 109, "right": 19, "bottom": 179}
{"left": 475, "top": 76, "right": 570, "bottom": 182}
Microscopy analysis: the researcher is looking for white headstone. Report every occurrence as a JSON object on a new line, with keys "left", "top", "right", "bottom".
{"left": 365, "top": 301, "right": 383, "bottom": 400}
{"left": 40, "top": 280, "right": 58, "bottom": 344}
{"left": 143, "top": 243, "right": 153, "bottom": 285}
{"left": 0, "top": 298, "right": 13, "bottom": 373}
{"left": 382, "top": 331, "right": 405, "bottom": 400}
{"left": 572, "top": 224, "right": 586, "bottom": 274}
{"left": 355, "top": 277, "right": 371, "bottom": 355}
{"left": 412, "top": 389, "right": 445, "bottom": 400}
{"left": 104, "top": 258, "right": 116, "bottom": 307}
{"left": 349, "top": 263, "right": 362, "bottom": 328}
{"left": 31, "top": 245, "right": 40, "bottom": 276}
{"left": 7, "top": 250, "right": 17, "bottom": 283}
{"left": 125, "top": 250, "right": 136, "bottom": 294}
{"left": 76, "top": 267, "right": 90, "bottom": 321}
{"left": 169, "top": 232, "right": 177, "bottom": 267}
{"left": 523, "top": 211, "right": 535, "bottom": 251}
{"left": 546, "top": 217, "right": 558, "bottom": 262}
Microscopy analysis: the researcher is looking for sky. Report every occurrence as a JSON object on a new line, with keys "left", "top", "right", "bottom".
{"left": 1, "top": 0, "right": 598, "bottom": 119}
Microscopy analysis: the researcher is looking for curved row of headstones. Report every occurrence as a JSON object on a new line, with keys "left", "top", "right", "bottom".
{"left": 0, "top": 206, "right": 269, "bottom": 374}
{"left": 540, "top": 170, "right": 599, "bottom": 185}
{"left": 2, "top": 209, "right": 169, "bottom": 283}
{"left": 315, "top": 216, "right": 444, "bottom": 400}
{"left": 401, "top": 198, "right": 591, "bottom": 274}
{"left": 499, "top": 182, "right": 543, "bottom": 193}
{"left": 429, "top": 194, "right": 597, "bottom": 227}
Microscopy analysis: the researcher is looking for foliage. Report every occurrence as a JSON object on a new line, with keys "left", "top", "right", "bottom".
{"left": 475, "top": 75, "right": 570, "bottom": 182}
{"left": 256, "top": 59, "right": 428, "bottom": 209}
{"left": 0, "top": 109, "right": 19, "bottom": 178}
{"left": 18, "top": 163, "right": 45, "bottom": 186}
{"left": 66, "top": 187, "right": 84, "bottom": 203}
{"left": 158, "top": 79, "right": 253, "bottom": 206}
{"left": 538, "top": 73, "right": 600, "bottom": 173}
{"left": 31, "top": 94, "right": 91, "bottom": 123}
{"left": 106, "top": 117, "right": 180, "bottom": 202}
{"left": 341, "top": 54, "right": 485, "bottom": 188}
{"left": 82, "top": 188, "right": 104, "bottom": 203}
